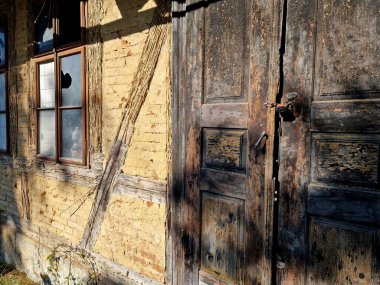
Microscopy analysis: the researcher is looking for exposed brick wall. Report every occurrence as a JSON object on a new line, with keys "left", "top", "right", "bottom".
{"left": 123, "top": 37, "right": 171, "bottom": 181}
{"left": 94, "top": 195, "right": 166, "bottom": 283}
{"left": 28, "top": 176, "right": 95, "bottom": 244}
{"left": 101, "top": 0, "right": 156, "bottom": 161}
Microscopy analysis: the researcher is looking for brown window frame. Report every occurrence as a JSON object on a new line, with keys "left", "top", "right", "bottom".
{"left": 0, "top": 21, "right": 9, "bottom": 155}
{"left": 34, "top": 0, "right": 87, "bottom": 166}
{"left": 33, "top": 0, "right": 86, "bottom": 56}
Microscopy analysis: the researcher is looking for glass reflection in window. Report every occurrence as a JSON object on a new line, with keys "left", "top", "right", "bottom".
{"left": 61, "top": 109, "right": 82, "bottom": 160}
{"left": 61, "top": 53, "right": 82, "bottom": 107}
{"left": 0, "top": 25, "right": 5, "bottom": 66}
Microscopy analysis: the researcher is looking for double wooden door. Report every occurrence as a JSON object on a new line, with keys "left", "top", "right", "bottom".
{"left": 172, "top": 0, "right": 380, "bottom": 284}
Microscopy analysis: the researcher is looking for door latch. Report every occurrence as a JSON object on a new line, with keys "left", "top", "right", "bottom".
{"left": 254, "top": 131, "right": 268, "bottom": 162}
{"left": 265, "top": 92, "right": 298, "bottom": 114}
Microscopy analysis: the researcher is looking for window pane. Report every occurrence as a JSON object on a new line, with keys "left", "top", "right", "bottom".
{"left": 61, "top": 54, "right": 82, "bottom": 106}
{"left": 0, "top": 25, "right": 5, "bottom": 66}
{"left": 0, "top": 113, "right": 7, "bottom": 151}
{"left": 34, "top": 0, "right": 54, "bottom": 53}
{"left": 38, "top": 110, "right": 56, "bottom": 157}
{"left": 59, "top": 0, "right": 81, "bottom": 46}
{"left": 39, "top": 61, "right": 55, "bottom": 108}
{"left": 0, "top": 73, "right": 5, "bottom": 111}
{"left": 61, "top": 109, "right": 82, "bottom": 160}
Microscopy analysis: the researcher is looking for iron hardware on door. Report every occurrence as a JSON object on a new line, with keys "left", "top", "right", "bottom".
{"left": 265, "top": 92, "right": 298, "bottom": 117}
{"left": 254, "top": 131, "right": 268, "bottom": 162}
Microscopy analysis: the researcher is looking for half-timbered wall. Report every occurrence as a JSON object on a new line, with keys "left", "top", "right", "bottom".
{"left": 0, "top": 0, "right": 171, "bottom": 284}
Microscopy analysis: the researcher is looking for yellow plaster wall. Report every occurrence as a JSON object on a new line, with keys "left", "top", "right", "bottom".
{"left": 0, "top": 0, "right": 170, "bottom": 283}
{"left": 93, "top": 195, "right": 166, "bottom": 283}
{"left": 28, "top": 176, "right": 94, "bottom": 244}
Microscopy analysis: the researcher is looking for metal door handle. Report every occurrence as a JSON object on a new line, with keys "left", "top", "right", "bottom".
{"left": 254, "top": 131, "right": 268, "bottom": 151}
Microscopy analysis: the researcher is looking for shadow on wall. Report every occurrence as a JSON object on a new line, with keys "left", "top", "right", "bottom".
{"left": 82, "top": 0, "right": 170, "bottom": 46}
{"left": 0, "top": 174, "right": 25, "bottom": 274}
{"left": 0, "top": 0, "right": 171, "bottom": 284}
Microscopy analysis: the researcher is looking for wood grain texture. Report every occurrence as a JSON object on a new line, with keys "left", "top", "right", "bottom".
{"left": 199, "top": 270, "right": 238, "bottom": 285}
{"left": 279, "top": 0, "right": 380, "bottom": 284}
{"left": 202, "top": 129, "right": 247, "bottom": 173}
{"left": 314, "top": 0, "right": 380, "bottom": 99}
{"left": 80, "top": 0, "right": 171, "bottom": 249}
{"left": 200, "top": 193, "right": 243, "bottom": 282}
{"left": 311, "top": 100, "right": 380, "bottom": 133}
{"left": 172, "top": 0, "right": 278, "bottom": 284}
{"left": 87, "top": 0, "right": 104, "bottom": 157}
{"left": 201, "top": 103, "right": 248, "bottom": 129}
{"left": 316, "top": 141, "right": 379, "bottom": 185}
{"left": 308, "top": 185, "right": 380, "bottom": 225}
{"left": 204, "top": 0, "right": 248, "bottom": 103}
{"left": 307, "top": 217, "right": 380, "bottom": 285}
{"left": 200, "top": 169, "right": 246, "bottom": 200}
{"left": 244, "top": 0, "right": 277, "bottom": 283}
{"left": 277, "top": 0, "right": 315, "bottom": 283}
{"left": 182, "top": 2, "right": 203, "bottom": 283}
{"left": 170, "top": 0, "right": 188, "bottom": 283}
{"left": 114, "top": 173, "right": 167, "bottom": 204}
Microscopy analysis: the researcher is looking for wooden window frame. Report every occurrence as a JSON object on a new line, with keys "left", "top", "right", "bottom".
{"left": 33, "top": 0, "right": 86, "bottom": 57}
{"left": 0, "top": 22, "right": 9, "bottom": 155}
{"left": 34, "top": 0, "right": 87, "bottom": 166}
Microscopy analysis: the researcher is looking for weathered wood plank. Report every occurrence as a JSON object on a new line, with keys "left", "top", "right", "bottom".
{"left": 80, "top": 0, "right": 171, "bottom": 249}
{"left": 202, "top": 129, "right": 247, "bottom": 173}
{"left": 199, "top": 270, "right": 239, "bottom": 285}
{"left": 114, "top": 174, "right": 167, "bottom": 204}
{"left": 200, "top": 169, "right": 245, "bottom": 200}
{"left": 313, "top": 0, "right": 380, "bottom": 100}
{"left": 311, "top": 100, "right": 380, "bottom": 133}
{"left": 308, "top": 184, "right": 380, "bottom": 225}
{"left": 201, "top": 103, "right": 248, "bottom": 129}
{"left": 307, "top": 217, "right": 379, "bottom": 285}
{"left": 277, "top": 0, "right": 315, "bottom": 283}
{"left": 182, "top": 0, "right": 204, "bottom": 283}
{"left": 170, "top": 0, "right": 188, "bottom": 283}
{"left": 200, "top": 193, "right": 243, "bottom": 282}
{"left": 87, "top": 0, "right": 104, "bottom": 158}
{"left": 34, "top": 160, "right": 101, "bottom": 187}
{"left": 244, "top": 0, "right": 276, "bottom": 283}
{"left": 204, "top": 0, "right": 248, "bottom": 103}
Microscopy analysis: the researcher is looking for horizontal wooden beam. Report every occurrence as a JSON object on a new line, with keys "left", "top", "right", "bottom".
{"left": 114, "top": 173, "right": 167, "bottom": 204}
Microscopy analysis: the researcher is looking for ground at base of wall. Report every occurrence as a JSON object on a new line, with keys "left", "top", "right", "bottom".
{"left": 0, "top": 262, "right": 38, "bottom": 285}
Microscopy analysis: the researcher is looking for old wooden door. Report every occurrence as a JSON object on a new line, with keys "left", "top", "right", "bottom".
{"left": 277, "top": 0, "right": 380, "bottom": 284}
{"left": 171, "top": 0, "right": 279, "bottom": 284}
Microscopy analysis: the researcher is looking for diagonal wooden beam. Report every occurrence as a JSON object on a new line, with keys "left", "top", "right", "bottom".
{"left": 80, "top": 0, "right": 171, "bottom": 249}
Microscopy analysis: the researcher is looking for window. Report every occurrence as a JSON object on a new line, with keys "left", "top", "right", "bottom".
{"left": 0, "top": 22, "right": 8, "bottom": 153}
{"left": 33, "top": 0, "right": 84, "bottom": 54}
{"left": 34, "top": 0, "right": 86, "bottom": 165}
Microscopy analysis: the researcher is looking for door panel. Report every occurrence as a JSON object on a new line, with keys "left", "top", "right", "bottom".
{"left": 173, "top": 0, "right": 277, "bottom": 284}
{"left": 201, "top": 193, "right": 244, "bottom": 282}
{"left": 204, "top": 0, "right": 248, "bottom": 103}
{"left": 279, "top": 0, "right": 380, "bottom": 284}
{"left": 307, "top": 218, "right": 379, "bottom": 285}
